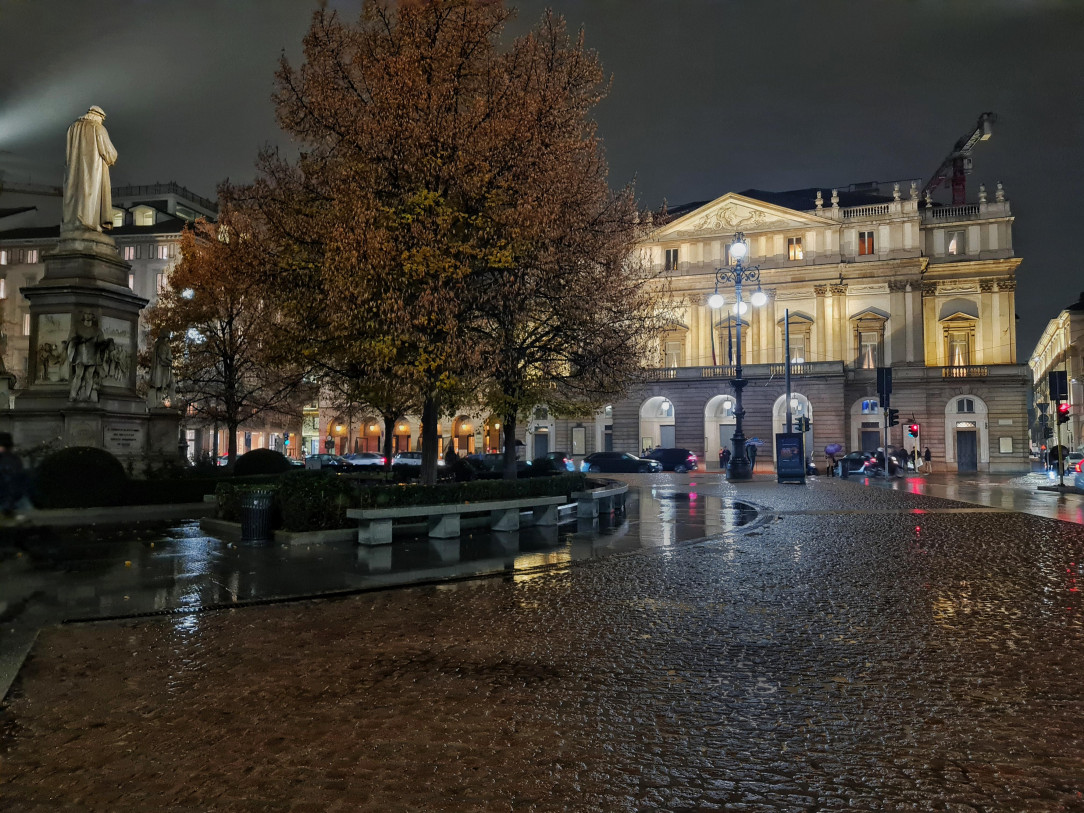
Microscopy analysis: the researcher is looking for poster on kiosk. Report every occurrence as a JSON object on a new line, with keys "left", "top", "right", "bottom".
{"left": 775, "top": 433, "right": 806, "bottom": 484}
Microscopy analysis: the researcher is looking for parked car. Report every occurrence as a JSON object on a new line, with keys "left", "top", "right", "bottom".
{"left": 580, "top": 451, "right": 662, "bottom": 474}
{"left": 544, "top": 451, "right": 576, "bottom": 472}
{"left": 644, "top": 447, "right": 698, "bottom": 472}
{"left": 344, "top": 451, "right": 387, "bottom": 467}
{"left": 465, "top": 453, "right": 531, "bottom": 477}
{"left": 1075, "top": 467, "right": 1084, "bottom": 490}
{"left": 392, "top": 451, "right": 423, "bottom": 466}
{"left": 836, "top": 451, "right": 876, "bottom": 476}
{"left": 304, "top": 453, "right": 355, "bottom": 472}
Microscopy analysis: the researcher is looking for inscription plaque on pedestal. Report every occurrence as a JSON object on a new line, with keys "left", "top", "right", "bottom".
{"left": 105, "top": 424, "right": 145, "bottom": 454}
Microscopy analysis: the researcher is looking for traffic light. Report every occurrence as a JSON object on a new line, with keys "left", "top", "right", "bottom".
{"left": 283, "top": 432, "right": 291, "bottom": 446}
{"left": 1057, "top": 402, "right": 1071, "bottom": 425}
{"left": 796, "top": 416, "right": 811, "bottom": 432}
{"left": 887, "top": 408, "right": 900, "bottom": 427}
{"left": 908, "top": 423, "right": 919, "bottom": 438}
{"left": 1044, "top": 427, "right": 1054, "bottom": 439}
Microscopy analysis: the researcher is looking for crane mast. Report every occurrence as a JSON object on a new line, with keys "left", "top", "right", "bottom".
{"left": 921, "top": 112, "right": 996, "bottom": 206}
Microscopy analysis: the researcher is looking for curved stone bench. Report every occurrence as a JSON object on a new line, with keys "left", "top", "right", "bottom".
{"left": 570, "top": 481, "right": 629, "bottom": 518}
{"left": 346, "top": 495, "right": 567, "bottom": 546}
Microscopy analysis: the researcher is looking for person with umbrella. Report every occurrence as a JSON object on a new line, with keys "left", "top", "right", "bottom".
{"left": 824, "top": 443, "right": 843, "bottom": 477}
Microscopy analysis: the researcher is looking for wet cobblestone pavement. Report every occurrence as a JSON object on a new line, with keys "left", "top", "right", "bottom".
{"left": 3, "top": 476, "right": 1084, "bottom": 811}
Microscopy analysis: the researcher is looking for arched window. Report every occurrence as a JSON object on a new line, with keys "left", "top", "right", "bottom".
{"left": 956, "top": 398, "right": 975, "bottom": 413}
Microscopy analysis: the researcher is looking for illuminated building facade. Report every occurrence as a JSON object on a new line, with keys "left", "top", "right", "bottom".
{"left": 540, "top": 179, "right": 1030, "bottom": 473}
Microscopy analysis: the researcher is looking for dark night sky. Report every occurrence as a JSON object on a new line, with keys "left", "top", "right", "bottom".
{"left": 1, "top": 0, "right": 1081, "bottom": 353}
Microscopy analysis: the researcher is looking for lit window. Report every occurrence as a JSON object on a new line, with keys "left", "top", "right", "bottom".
{"left": 0, "top": 250, "right": 6, "bottom": 265}
{"left": 788, "top": 237, "right": 803, "bottom": 260}
{"left": 947, "top": 230, "right": 965, "bottom": 256}
{"left": 23, "top": 313, "right": 31, "bottom": 336}
{"left": 0, "top": 278, "right": 5, "bottom": 299}
{"left": 664, "top": 340, "right": 683, "bottom": 368}
{"left": 113, "top": 210, "right": 124, "bottom": 228}
{"left": 156, "top": 272, "right": 167, "bottom": 293}
{"left": 26, "top": 249, "right": 38, "bottom": 264}
{"left": 123, "top": 246, "right": 136, "bottom": 261}
{"left": 858, "top": 331, "right": 879, "bottom": 369}
{"left": 861, "top": 399, "right": 880, "bottom": 414}
{"left": 789, "top": 336, "right": 806, "bottom": 364}
{"left": 157, "top": 245, "right": 169, "bottom": 260}
{"left": 128, "top": 273, "right": 135, "bottom": 289}
{"left": 858, "top": 231, "right": 875, "bottom": 256}
{"left": 948, "top": 331, "right": 970, "bottom": 366}
{"left": 956, "top": 398, "right": 975, "bottom": 413}
{"left": 664, "top": 248, "right": 679, "bottom": 271}
{"left": 137, "top": 209, "right": 155, "bottom": 227}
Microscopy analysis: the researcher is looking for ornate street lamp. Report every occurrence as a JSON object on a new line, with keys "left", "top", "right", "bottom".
{"left": 708, "top": 232, "right": 766, "bottom": 481}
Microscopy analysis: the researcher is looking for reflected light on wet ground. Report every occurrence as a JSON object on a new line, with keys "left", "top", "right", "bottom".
{"left": 0, "top": 484, "right": 760, "bottom": 696}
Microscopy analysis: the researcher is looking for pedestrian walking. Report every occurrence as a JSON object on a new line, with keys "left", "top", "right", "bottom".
{"left": 826, "top": 452, "right": 836, "bottom": 476}
{"left": 0, "top": 432, "right": 27, "bottom": 520}
{"left": 719, "top": 447, "right": 731, "bottom": 472}
{"left": 746, "top": 443, "right": 757, "bottom": 472}
{"left": 923, "top": 446, "right": 932, "bottom": 474}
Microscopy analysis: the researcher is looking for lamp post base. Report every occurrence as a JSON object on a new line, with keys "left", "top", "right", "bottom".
{"left": 727, "top": 456, "right": 753, "bottom": 481}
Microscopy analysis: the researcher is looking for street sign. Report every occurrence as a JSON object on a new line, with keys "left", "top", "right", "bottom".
{"left": 1049, "top": 370, "right": 1068, "bottom": 401}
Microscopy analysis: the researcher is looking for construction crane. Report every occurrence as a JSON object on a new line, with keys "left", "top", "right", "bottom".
{"left": 921, "top": 112, "right": 996, "bottom": 206}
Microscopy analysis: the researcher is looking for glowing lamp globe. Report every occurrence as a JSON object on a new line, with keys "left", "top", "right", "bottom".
{"left": 750, "top": 289, "right": 767, "bottom": 307}
{"left": 729, "top": 241, "right": 747, "bottom": 260}
{"left": 734, "top": 301, "right": 749, "bottom": 316}
{"left": 708, "top": 292, "right": 725, "bottom": 309}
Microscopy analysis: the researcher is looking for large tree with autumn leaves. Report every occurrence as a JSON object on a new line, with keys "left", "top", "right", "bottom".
{"left": 145, "top": 205, "right": 307, "bottom": 466}
{"left": 253, "top": 0, "right": 672, "bottom": 482}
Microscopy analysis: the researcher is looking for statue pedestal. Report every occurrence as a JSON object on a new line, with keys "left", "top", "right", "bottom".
{"left": 5, "top": 230, "right": 183, "bottom": 469}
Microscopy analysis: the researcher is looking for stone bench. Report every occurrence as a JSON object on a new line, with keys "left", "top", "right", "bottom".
{"left": 570, "top": 482, "right": 629, "bottom": 518}
{"left": 346, "top": 495, "right": 567, "bottom": 546}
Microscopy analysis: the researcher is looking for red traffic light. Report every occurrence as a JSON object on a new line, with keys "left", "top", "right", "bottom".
{"left": 908, "top": 423, "right": 919, "bottom": 437}
{"left": 1057, "top": 401, "right": 1071, "bottom": 424}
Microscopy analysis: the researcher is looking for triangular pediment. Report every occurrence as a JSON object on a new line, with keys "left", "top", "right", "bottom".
{"left": 652, "top": 193, "right": 836, "bottom": 240}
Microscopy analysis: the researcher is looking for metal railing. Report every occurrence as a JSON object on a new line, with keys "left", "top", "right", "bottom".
{"left": 924, "top": 204, "right": 980, "bottom": 220}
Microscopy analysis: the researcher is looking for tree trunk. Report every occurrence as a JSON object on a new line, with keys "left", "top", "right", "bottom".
{"left": 226, "top": 421, "right": 239, "bottom": 469}
{"left": 381, "top": 414, "right": 396, "bottom": 475}
{"left": 502, "top": 412, "right": 518, "bottom": 480}
{"left": 420, "top": 395, "right": 440, "bottom": 486}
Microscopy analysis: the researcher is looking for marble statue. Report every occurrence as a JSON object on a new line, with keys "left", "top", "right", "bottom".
{"left": 62, "top": 106, "right": 118, "bottom": 233}
{"left": 66, "top": 312, "right": 106, "bottom": 403}
{"left": 148, "top": 333, "right": 175, "bottom": 408}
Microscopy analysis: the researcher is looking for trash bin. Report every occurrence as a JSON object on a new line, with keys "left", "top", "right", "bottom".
{"left": 240, "top": 488, "right": 274, "bottom": 542}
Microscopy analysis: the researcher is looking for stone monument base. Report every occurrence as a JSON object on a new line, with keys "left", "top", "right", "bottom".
{"left": 1, "top": 392, "right": 181, "bottom": 473}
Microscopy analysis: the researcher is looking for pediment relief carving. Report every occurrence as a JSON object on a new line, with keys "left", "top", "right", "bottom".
{"left": 653, "top": 193, "right": 831, "bottom": 239}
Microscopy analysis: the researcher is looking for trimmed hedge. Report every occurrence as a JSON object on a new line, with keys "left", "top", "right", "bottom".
{"left": 213, "top": 475, "right": 286, "bottom": 522}
{"left": 276, "top": 470, "right": 356, "bottom": 531}
{"left": 33, "top": 447, "right": 128, "bottom": 509}
{"left": 354, "top": 473, "right": 587, "bottom": 510}
{"left": 234, "top": 448, "right": 293, "bottom": 477}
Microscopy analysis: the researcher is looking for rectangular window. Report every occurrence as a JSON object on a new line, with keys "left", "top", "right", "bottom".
{"left": 23, "top": 313, "right": 31, "bottom": 336}
{"left": 157, "top": 245, "right": 169, "bottom": 260}
{"left": 859, "top": 331, "right": 879, "bottom": 369}
{"left": 26, "top": 249, "right": 38, "bottom": 264}
{"left": 0, "top": 278, "right": 5, "bottom": 299}
{"left": 664, "top": 340, "right": 683, "bottom": 368}
{"left": 947, "top": 230, "right": 965, "bottom": 256}
{"left": 0, "top": 250, "right": 7, "bottom": 265}
{"left": 948, "top": 332, "right": 970, "bottom": 366}
{"left": 664, "top": 248, "right": 679, "bottom": 271}
{"left": 123, "top": 246, "right": 136, "bottom": 261}
{"left": 858, "top": 231, "right": 875, "bottom": 256}
{"left": 788, "top": 237, "right": 803, "bottom": 260}
{"left": 128, "top": 273, "right": 135, "bottom": 289}
{"left": 789, "top": 336, "right": 806, "bottom": 364}
{"left": 156, "top": 272, "right": 167, "bottom": 294}
{"left": 113, "top": 211, "right": 124, "bottom": 228}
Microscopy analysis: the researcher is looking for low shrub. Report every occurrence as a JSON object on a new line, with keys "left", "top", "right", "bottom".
{"left": 125, "top": 478, "right": 221, "bottom": 505}
{"left": 356, "top": 473, "right": 586, "bottom": 510}
{"left": 234, "top": 448, "right": 293, "bottom": 477}
{"left": 276, "top": 470, "right": 358, "bottom": 531}
{"left": 214, "top": 475, "right": 285, "bottom": 521}
{"left": 33, "top": 446, "right": 128, "bottom": 509}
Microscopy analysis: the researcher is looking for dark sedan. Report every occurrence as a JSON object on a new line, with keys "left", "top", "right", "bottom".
{"left": 580, "top": 452, "right": 662, "bottom": 474}
{"left": 644, "top": 447, "right": 699, "bottom": 472}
